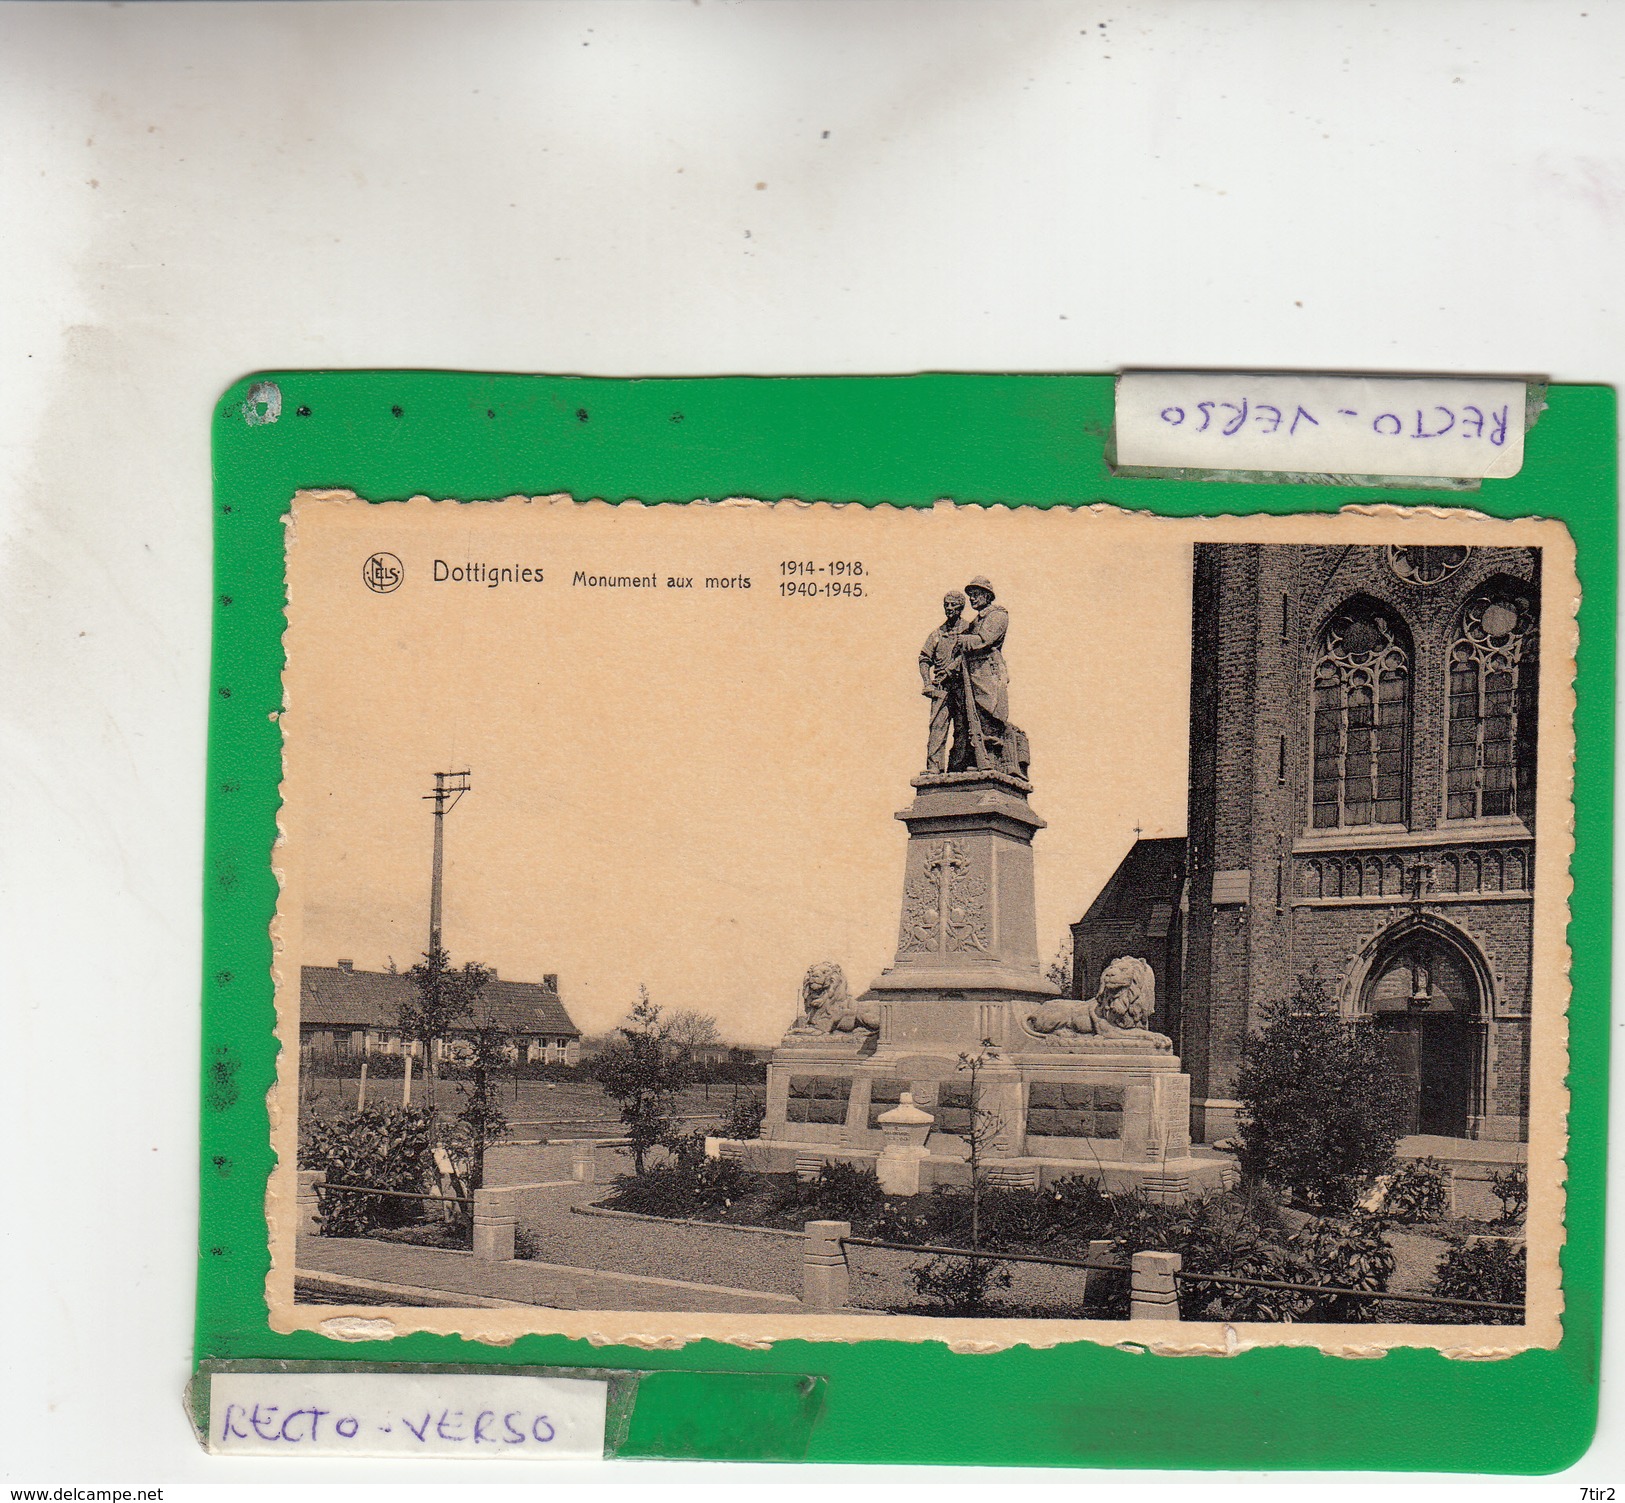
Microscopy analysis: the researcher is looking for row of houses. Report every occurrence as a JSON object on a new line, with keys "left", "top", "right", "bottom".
{"left": 299, "top": 959, "right": 583, "bottom": 1065}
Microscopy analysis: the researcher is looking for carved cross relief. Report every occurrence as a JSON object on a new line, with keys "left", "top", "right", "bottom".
{"left": 898, "top": 839, "right": 991, "bottom": 956}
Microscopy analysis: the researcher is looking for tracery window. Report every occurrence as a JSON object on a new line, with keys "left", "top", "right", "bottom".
{"left": 1312, "top": 603, "right": 1411, "bottom": 829}
{"left": 1388, "top": 544, "right": 1469, "bottom": 587}
{"left": 1447, "top": 585, "right": 1539, "bottom": 822}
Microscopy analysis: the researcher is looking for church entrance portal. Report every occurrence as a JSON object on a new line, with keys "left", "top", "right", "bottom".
{"left": 1361, "top": 927, "right": 1485, "bottom": 1138}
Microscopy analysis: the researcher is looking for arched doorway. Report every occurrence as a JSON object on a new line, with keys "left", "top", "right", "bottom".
{"left": 1359, "top": 923, "right": 1486, "bottom": 1138}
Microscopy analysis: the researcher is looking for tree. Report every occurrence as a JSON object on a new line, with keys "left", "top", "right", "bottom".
{"left": 912, "top": 1044, "right": 1013, "bottom": 1313}
{"left": 455, "top": 1013, "right": 512, "bottom": 1192}
{"left": 1044, "top": 941, "right": 1074, "bottom": 994}
{"left": 1235, "top": 973, "right": 1411, "bottom": 1211}
{"left": 665, "top": 1008, "right": 723, "bottom": 1096}
{"left": 400, "top": 945, "right": 494, "bottom": 1112}
{"left": 590, "top": 986, "right": 695, "bottom": 1174}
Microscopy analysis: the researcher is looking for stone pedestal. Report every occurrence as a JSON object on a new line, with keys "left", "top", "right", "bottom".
{"left": 802, "top": 1220, "right": 852, "bottom": 1311}
{"left": 571, "top": 1141, "right": 601, "bottom": 1184}
{"left": 864, "top": 770, "right": 1060, "bottom": 1011}
{"left": 875, "top": 1093, "right": 935, "bottom": 1194}
{"left": 747, "top": 770, "right": 1235, "bottom": 1202}
{"left": 472, "top": 1188, "right": 516, "bottom": 1262}
{"left": 297, "top": 1170, "right": 325, "bottom": 1235}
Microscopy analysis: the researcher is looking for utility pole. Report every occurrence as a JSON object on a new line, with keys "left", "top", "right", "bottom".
{"left": 426, "top": 769, "right": 471, "bottom": 956}
{"left": 421, "top": 769, "right": 470, "bottom": 1109}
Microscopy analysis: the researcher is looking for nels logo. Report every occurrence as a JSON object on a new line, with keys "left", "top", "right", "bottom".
{"left": 362, "top": 552, "right": 404, "bottom": 594}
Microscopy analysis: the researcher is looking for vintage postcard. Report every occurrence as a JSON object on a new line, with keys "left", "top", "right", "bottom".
{"left": 271, "top": 495, "right": 1572, "bottom": 1356}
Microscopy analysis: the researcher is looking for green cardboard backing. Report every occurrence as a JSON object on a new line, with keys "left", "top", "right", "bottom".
{"left": 202, "top": 372, "right": 1614, "bottom": 1471}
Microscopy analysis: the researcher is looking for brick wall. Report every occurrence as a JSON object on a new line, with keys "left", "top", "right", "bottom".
{"left": 1180, "top": 543, "right": 1537, "bottom": 1140}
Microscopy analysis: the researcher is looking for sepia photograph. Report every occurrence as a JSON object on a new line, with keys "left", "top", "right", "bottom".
{"left": 272, "top": 496, "right": 1572, "bottom": 1353}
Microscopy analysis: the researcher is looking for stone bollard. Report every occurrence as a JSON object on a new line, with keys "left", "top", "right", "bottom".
{"left": 1130, "top": 1250, "right": 1182, "bottom": 1320}
{"left": 803, "top": 1220, "right": 852, "bottom": 1311}
{"left": 297, "top": 1170, "right": 325, "bottom": 1235}
{"left": 1083, "top": 1238, "right": 1116, "bottom": 1297}
{"left": 571, "top": 1141, "right": 600, "bottom": 1184}
{"left": 472, "top": 1188, "right": 517, "bottom": 1263}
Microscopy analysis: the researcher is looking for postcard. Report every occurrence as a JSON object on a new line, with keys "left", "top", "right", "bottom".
{"left": 271, "top": 495, "right": 1570, "bottom": 1357}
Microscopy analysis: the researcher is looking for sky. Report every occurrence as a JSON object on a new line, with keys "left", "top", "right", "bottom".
{"left": 280, "top": 496, "right": 1197, "bottom": 1045}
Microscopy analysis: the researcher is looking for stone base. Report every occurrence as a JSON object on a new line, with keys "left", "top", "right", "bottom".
{"left": 708, "top": 1136, "right": 1238, "bottom": 1204}
{"left": 1192, "top": 1098, "right": 1242, "bottom": 1145}
{"left": 755, "top": 1026, "right": 1235, "bottom": 1203}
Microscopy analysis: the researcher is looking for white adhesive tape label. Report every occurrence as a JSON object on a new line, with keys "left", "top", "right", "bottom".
{"left": 208, "top": 1371, "right": 609, "bottom": 1458}
{"left": 1115, "top": 372, "right": 1527, "bottom": 479}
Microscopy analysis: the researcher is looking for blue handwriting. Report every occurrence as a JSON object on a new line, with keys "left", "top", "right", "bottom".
{"left": 217, "top": 1402, "right": 559, "bottom": 1447}
{"left": 1157, "top": 400, "right": 1509, "bottom": 445}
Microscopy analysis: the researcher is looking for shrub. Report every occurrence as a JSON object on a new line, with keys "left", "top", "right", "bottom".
{"left": 1190, "top": 1235, "right": 1314, "bottom": 1323}
{"left": 514, "top": 1226, "right": 542, "bottom": 1260}
{"left": 772, "top": 1161, "right": 885, "bottom": 1225}
{"left": 298, "top": 1107, "right": 437, "bottom": 1236}
{"left": 1041, "top": 1175, "right": 1118, "bottom": 1244}
{"left": 722, "top": 1092, "right": 767, "bottom": 1141}
{"left": 1430, "top": 1238, "right": 1525, "bottom": 1323}
{"left": 603, "top": 1152, "right": 761, "bottom": 1219}
{"left": 1290, "top": 1213, "right": 1396, "bottom": 1321}
{"left": 1107, "top": 1187, "right": 1308, "bottom": 1320}
{"left": 592, "top": 988, "right": 694, "bottom": 1173}
{"left": 1383, "top": 1158, "right": 1450, "bottom": 1224}
{"left": 1236, "top": 974, "right": 1411, "bottom": 1211}
{"left": 1490, "top": 1167, "right": 1529, "bottom": 1225}
{"left": 909, "top": 1253, "right": 1013, "bottom": 1314}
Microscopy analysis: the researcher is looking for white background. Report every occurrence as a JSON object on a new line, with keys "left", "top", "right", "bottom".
{"left": 2, "top": 0, "right": 1621, "bottom": 1492}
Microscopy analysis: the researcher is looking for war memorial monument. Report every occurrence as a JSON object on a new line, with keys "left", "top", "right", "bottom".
{"left": 709, "top": 578, "right": 1236, "bottom": 1203}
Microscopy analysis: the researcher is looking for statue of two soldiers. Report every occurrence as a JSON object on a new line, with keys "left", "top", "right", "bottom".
{"left": 918, "top": 577, "right": 1029, "bottom": 778}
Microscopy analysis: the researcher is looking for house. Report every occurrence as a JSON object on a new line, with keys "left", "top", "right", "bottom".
{"left": 1071, "top": 543, "right": 1538, "bottom": 1146}
{"left": 299, "top": 960, "right": 582, "bottom": 1065}
{"left": 1068, "top": 835, "right": 1186, "bottom": 1044}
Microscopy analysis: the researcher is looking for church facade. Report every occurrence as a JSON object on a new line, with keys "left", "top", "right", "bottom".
{"left": 1073, "top": 542, "right": 1540, "bottom": 1146}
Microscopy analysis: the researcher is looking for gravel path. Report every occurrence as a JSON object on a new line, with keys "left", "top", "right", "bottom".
{"left": 296, "top": 1234, "right": 796, "bottom": 1313}
{"left": 514, "top": 1186, "right": 806, "bottom": 1297}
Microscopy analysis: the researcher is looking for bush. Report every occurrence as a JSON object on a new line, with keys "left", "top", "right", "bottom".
{"left": 1383, "top": 1158, "right": 1451, "bottom": 1224}
{"left": 771, "top": 1161, "right": 885, "bottom": 1225}
{"left": 1430, "top": 1238, "right": 1525, "bottom": 1323}
{"left": 722, "top": 1092, "right": 767, "bottom": 1141}
{"left": 602, "top": 1152, "right": 762, "bottom": 1219}
{"left": 1236, "top": 974, "right": 1411, "bottom": 1211}
{"left": 909, "top": 1253, "right": 1013, "bottom": 1314}
{"left": 1490, "top": 1167, "right": 1528, "bottom": 1225}
{"left": 1290, "top": 1213, "right": 1396, "bottom": 1321}
{"left": 298, "top": 1107, "right": 437, "bottom": 1236}
{"left": 1040, "top": 1175, "right": 1118, "bottom": 1244}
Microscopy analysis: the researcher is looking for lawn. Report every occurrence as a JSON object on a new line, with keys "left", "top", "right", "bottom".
{"left": 301, "top": 1070, "right": 763, "bottom": 1139}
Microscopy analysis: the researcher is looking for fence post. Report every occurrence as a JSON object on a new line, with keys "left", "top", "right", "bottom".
{"left": 472, "top": 1188, "right": 517, "bottom": 1263}
{"left": 297, "top": 1171, "right": 325, "bottom": 1235}
{"left": 1083, "top": 1238, "right": 1116, "bottom": 1297}
{"left": 803, "top": 1220, "right": 851, "bottom": 1311}
{"left": 1130, "top": 1250, "right": 1182, "bottom": 1320}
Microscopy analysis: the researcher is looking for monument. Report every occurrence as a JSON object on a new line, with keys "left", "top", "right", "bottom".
{"left": 713, "top": 578, "right": 1235, "bottom": 1202}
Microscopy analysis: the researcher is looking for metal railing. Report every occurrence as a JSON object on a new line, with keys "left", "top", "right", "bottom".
{"left": 317, "top": 1182, "right": 472, "bottom": 1208}
{"left": 1174, "top": 1267, "right": 1523, "bottom": 1315}
{"left": 840, "top": 1235, "right": 1120, "bottom": 1274}
{"left": 803, "top": 1222, "right": 1525, "bottom": 1320}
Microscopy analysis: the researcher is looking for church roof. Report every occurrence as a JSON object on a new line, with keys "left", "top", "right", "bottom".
{"left": 1077, "top": 836, "right": 1187, "bottom": 926}
{"left": 300, "top": 964, "right": 580, "bottom": 1038}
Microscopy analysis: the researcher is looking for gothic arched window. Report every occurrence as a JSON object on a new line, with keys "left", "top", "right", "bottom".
{"left": 1447, "top": 583, "right": 1539, "bottom": 823}
{"left": 1311, "top": 602, "right": 1412, "bottom": 829}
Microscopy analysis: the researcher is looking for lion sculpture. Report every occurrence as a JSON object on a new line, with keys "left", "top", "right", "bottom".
{"left": 1027, "top": 956, "right": 1169, "bottom": 1047}
{"left": 791, "top": 961, "right": 880, "bottom": 1035}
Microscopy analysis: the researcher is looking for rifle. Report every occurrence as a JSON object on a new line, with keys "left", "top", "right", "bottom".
{"left": 958, "top": 652, "right": 993, "bottom": 771}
